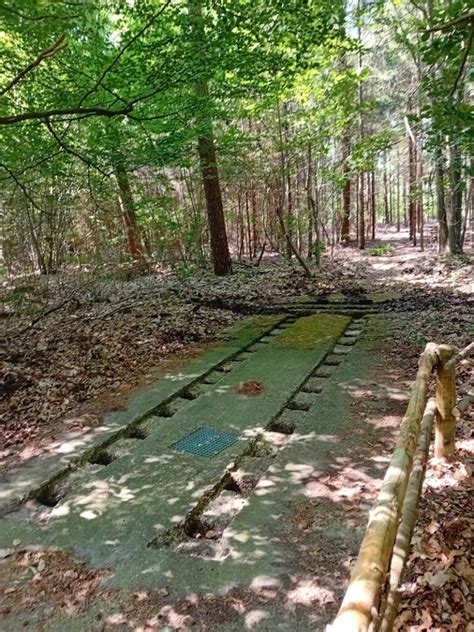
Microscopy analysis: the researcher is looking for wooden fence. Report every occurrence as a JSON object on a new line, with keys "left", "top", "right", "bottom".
{"left": 330, "top": 341, "right": 473, "bottom": 632}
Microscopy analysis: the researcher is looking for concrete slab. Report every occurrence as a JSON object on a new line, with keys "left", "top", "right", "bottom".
{"left": 97, "top": 316, "right": 389, "bottom": 632}
{"left": 3, "top": 315, "right": 350, "bottom": 573}
{"left": 0, "top": 315, "right": 285, "bottom": 516}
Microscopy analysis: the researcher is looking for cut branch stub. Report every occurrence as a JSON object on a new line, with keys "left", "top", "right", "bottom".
{"left": 435, "top": 344, "right": 457, "bottom": 459}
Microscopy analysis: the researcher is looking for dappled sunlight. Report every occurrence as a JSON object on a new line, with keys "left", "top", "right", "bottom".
{"left": 245, "top": 608, "right": 270, "bottom": 628}
{"left": 286, "top": 578, "right": 335, "bottom": 608}
{"left": 163, "top": 372, "right": 201, "bottom": 382}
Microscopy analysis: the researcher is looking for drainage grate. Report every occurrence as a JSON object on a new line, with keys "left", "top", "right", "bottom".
{"left": 172, "top": 427, "right": 239, "bottom": 458}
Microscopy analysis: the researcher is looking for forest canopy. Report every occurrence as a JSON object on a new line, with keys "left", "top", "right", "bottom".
{"left": 0, "top": 0, "right": 472, "bottom": 275}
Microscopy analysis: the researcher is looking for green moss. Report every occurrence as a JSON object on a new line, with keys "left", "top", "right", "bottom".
{"left": 221, "top": 315, "right": 284, "bottom": 343}
{"left": 289, "top": 294, "right": 315, "bottom": 304}
{"left": 367, "top": 291, "right": 400, "bottom": 303}
{"left": 273, "top": 314, "right": 350, "bottom": 349}
{"left": 327, "top": 293, "right": 347, "bottom": 303}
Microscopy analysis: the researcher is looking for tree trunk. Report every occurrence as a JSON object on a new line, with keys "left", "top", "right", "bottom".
{"left": 358, "top": 172, "right": 365, "bottom": 249}
{"left": 115, "top": 164, "right": 144, "bottom": 262}
{"left": 190, "top": 0, "right": 232, "bottom": 276}
{"left": 384, "top": 162, "right": 389, "bottom": 224}
{"left": 417, "top": 146, "right": 424, "bottom": 252}
{"left": 197, "top": 133, "right": 232, "bottom": 274}
{"left": 371, "top": 170, "right": 376, "bottom": 240}
{"left": 340, "top": 135, "right": 351, "bottom": 246}
{"left": 307, "top": 145, "right": 314, "bottom": 258}
{"left": 447, "top": 142, "right": 463, "bottom": 254}
{"left": 409, "top": 136, "right": 417, "bottom": 246}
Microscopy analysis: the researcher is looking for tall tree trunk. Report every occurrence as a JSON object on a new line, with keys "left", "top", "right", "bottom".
{"left": 196, "top": 131, "right": 232, "bottom": 274}
{"left": 396, "top": 152, "right": 401, "bottom": 232}
{"left": 115, "top": 164, "right": 144, "bottom": 262}
{"left": 384, "top": 160, "right": 389, "bottom": 224}
{"left": 417, "top": 145, "right": 424, "bottom": 252}
{"left": 408, "top": 136, "right": 417, "bottom": 246}
{"left": 307, "top": 144, "right": 314, "bottom": 258}
{"left": 245, "top": 191, "right": 253, "bottom": 259}
{"left": 359, "top": 172, "right": 365, "bottom": 250}
{"left": 190, "top": 0, "right": 232, "bottom": 275}
{"left": 435, "top": 145, "right": 448, "bottom": 252}
{"left": 340, "top": 135, "right": 351, "bottom": 246}
{"left": 448, "top": 142, "right": 463, "bottom": 254}
{"left": 371, "top": 170, "right": 376, "bottom": 241}
{"left": 357, "top": 9, "right": 364, "bottom": 250}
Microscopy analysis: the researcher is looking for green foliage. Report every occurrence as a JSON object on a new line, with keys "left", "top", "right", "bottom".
{"left": 370, "top": 244, "right": 393, "bottom": 256}
{"left": 310, "top": 240, "right": 326, "bottom": 257}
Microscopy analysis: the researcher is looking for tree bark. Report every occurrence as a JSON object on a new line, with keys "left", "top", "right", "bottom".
{"left": 408, "top": 136, "right": 417, "bottom": 246}
{"left": 435, "top": 344, "right": 457, "bottom": 458}
{"left": 197, "top": 132, "right": 232, "bottom": 274}
{"left": 190, "top": 0, "right": 232, "bottom": 276}
{"left": 371, "top": 170, "right": 376, "bottom": 240}
{"left": 115, "top": 164, "right": 144, "bottom": 262}
{"left": 447, "top": 142, "right": 463, "bottom": 254}
{"left": 341, "top": 135, "right": 351, "bottom": 246}
{"left": 358, "top": 172, "right": 365, "bottom": 249}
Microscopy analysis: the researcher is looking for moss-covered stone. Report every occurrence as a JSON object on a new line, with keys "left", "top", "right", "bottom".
{"left": 327, "top": 293, "right": 347, "bottom": 303}
{"left": 366, "top": 291, "right": 400, "bottom": 303}
{"left": 224, "top": 315, "right": 284, "bottom": 342}
{"left": 273, "top": 314, "right": 350, "bottom": 349}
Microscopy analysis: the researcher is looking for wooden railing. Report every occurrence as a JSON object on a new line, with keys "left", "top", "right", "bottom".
{"left": 330, "top": 342, "right": 473, "bottom": 632}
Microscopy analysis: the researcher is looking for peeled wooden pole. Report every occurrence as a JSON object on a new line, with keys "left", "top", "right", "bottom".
{"left": 446, "top": 341, "right": 474, "bottom": 370}
{"left": 434, "top": 345, "right": 457, "bottom": 458}
{"left": 331, "top": 343, "right": 438, "bottom": 632}
{"left": 378, "top": 399, "right": 436, "bottom": 632}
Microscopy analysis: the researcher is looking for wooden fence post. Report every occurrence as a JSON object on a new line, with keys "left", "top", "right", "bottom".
{"left": 435, "top": 345, "right": 457, "bottom": 459}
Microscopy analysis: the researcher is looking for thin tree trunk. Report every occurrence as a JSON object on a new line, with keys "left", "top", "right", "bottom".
{"left": 409, "top": 136, "right": 417, "bottom": 246}
{"left": 307, "top": 145, "right": 314, "bottom": 258}
{"left": 448, "top": 142, "right": 463, "bottom": 254}
{"left": 245, "top": 191, "right": 253, "bottom": 259}
{"left": 115, "top": 164, "right": 144, "bottom": 262}
{"left": 396, "top": 151, "right": 401, "bottom": 232}
{"left": 341, "top": 135, "right": 351, "bottom": 246}
{"left": 371, "top": 171, "right": 376, "bottom": 240}
{"left": 418, "top": 146, "right": 424, "bottom": 251}
{"left": 359, "top": 172, "right": 365, "bottom": 249}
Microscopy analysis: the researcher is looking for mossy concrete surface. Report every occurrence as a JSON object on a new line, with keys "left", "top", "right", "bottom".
{"left": 0, "top": 313, "right": 404, "bottom": 632}
{"left": 0, "top": 315, "right": 285, "bottom": 516}
{"left": 1, "top": 315, "right": 349, "bottom": 571}
{"left": 16, "top": 315, "right": 399, "bottom": 632}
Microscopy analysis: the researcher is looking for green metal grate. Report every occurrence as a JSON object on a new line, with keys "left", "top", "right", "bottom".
{"left": 172, "top": 427, "right": 239, "bottom": 458}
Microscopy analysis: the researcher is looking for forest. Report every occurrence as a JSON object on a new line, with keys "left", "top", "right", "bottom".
{"left": 0, "top": 1, "right": 473, "bottom": 631}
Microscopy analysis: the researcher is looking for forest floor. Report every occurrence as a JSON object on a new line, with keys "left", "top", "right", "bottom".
{"left": 0, "top": 227, "right": 473, "bottom": 631}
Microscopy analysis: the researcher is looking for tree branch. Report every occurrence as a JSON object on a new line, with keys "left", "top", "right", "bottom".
{"left": 0, "top": 103, "right": 133, "bottom": 125}
{"left": 426, "top": 11, "right": 474, "bottom": 33}
{"left": 450, "top": 25, "right": 474, "bottom": 96}
{"left": 0, "top": 34, "right": 67, "bottom": 98}
{"left": 43, "top": 118, "right": 109, "bottom": 177}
